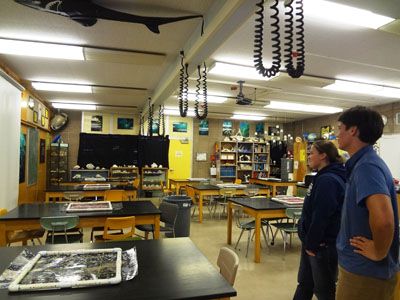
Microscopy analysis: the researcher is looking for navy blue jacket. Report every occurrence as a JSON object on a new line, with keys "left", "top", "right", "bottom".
{"left": 298, "top": 162, "right": 346, "bottom": 252}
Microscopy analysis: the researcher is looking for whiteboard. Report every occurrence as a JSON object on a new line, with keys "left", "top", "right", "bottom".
{"left": 378, "top": 134, "right": 400, "bottom": 179}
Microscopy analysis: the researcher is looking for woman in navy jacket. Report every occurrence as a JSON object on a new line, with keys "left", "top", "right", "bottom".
{"left": 293, "top": 140, "right": 346, "bottom": 300}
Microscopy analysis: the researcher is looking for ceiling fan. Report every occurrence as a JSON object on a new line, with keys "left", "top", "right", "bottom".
{"left": 236, "top": 81, "right": 253, "bottom": 105}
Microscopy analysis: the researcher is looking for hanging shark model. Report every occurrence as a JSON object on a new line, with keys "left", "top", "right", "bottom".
{"left": 14, "top": 0, "right": 203, "bottom": 34}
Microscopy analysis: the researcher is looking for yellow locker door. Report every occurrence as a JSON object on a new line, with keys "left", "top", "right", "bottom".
{"left": 168, "top": 139, "right": 192, "bottom": 181}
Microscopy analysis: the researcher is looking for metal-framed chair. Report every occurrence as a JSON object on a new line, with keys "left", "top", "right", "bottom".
{"left": 40, "top": 215, "right": 83, "bottom": 244}
{"left": 214, "top": 188, "right": 236, "bottom": 219}
{"left": 233, "top": 204, "right": 268, "bottom": 257}
{"left": 271, "top": 207, "right": 302, "bottom": 254}
{"left": 95, "top": 216, "right": 136, "bottom": 242}
{"left": 136, "top": 201, "right": 179, "bottom": 239}
{"left": 63, "top": 191, "right": 85, "bottom": 201}
{"left": 0, "top": 208, "right": 44, "bottom": 246}
{"left": 217, "top": 247, "right": 239, "bottom": 286}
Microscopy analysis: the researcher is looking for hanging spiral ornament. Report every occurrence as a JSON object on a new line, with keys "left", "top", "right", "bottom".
{"left": 178, "top": 52, "right": 189, "bottom": 117}
{"left": 253, "top": 0, "right": 281, "bottom": 78}
{"left": 139, "top": 114, "right": 144, "bottom": 136}
{"left": 194, "top": 62, "right": 208, "bottom": 120}
{"left": 147, "top": 97, "right": 154, "bottom": 136}
{"left": 157, "top": 104, "right": 165, "bottom": 136}
{"left": 284, "top": 0, "right": 305, "bottom": 78}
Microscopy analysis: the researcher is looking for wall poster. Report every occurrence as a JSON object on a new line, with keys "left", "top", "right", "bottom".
{"left": 222, "top": 121, "right": 232, "bottom": 136}
{"left": 199, "top": 120, "right": 208, "bottom": 136}
{"left": 256, "top": 123, "right": 265, "bottom": 137}
{"left": 27, "top": 127, "right": 39, "bottom": 187}
{"left": 117, "top": 118, "right": 133, "bottom": 130}
{"left": 240, "top": 122, "right": 250, "bottom": 137}
{"left": 91, "top": 115, "right": 103, "bottom": 132}
{"left": 172, "top": 122, "right": 187, "bottom": 133}
{"left": 152, "top": 118, "right": 159, "bottom": 134}
{"left": 19, "top": 133, "right": 26, "bottom": 183}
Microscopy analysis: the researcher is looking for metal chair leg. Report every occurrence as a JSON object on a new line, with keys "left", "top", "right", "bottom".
{"left": 246, "top": 230, "right": 251, "bottom": 257}
{"left": 234, "top": 229, "right": 245, "bottom": 250}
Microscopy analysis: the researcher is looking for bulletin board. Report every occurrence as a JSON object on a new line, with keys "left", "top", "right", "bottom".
{"left": 27, "top": 127, "right": 39, "bottom": 186}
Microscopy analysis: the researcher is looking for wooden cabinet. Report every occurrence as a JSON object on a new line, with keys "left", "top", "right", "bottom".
{"left": 293, "top": 141, "right": 313, "bottom": 182}
{"left": 110, "top": 167, "right": 138, "bottom": 180}
{"left": 141, "top": 167, "right": 168, "bottom": 191}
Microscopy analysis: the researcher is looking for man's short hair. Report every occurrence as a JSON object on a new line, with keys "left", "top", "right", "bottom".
{"left": 338, "top": 106, "right": 384, "bottom": 145}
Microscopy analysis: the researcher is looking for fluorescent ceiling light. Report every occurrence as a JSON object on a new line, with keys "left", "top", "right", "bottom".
{"left": 209, "top": 62, "right": 278, "bottom": 81}
{"left": 52, "top": 102, "right": 96, "bottom": 110}
{"left": 164, "top": 108, "right": 196, "bottom": 117}
{"left": 324, "top": 80, "right": 400, "bottom": 98}
{"left": 187, "top": 94, "right": 227, "bottom": 103}
{"left": 0, "top": 38, "right": 84, "bottom": 60}
{"left": 265, "top": 101, "right": 343, "bottom": 114}
{"left": 231, "top": 114, "right": 266, "bottom": 121}
{"left": 306, "top": 0, "right": 394, "bottom": 29}
{"left": 32, "top": 82, "right": 92, "bottom": 93}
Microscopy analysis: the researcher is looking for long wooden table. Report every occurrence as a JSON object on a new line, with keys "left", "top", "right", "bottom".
{"left": 227, "top": 197, "right": 288, "bottom": 263}
{"left": 249, "top": 178, "right": 298, "bottom": 197}
{"left": 0, "top": 201, "right": 160, "bottom": 247}
{"left": 0, "top": 238, "right": 236, "bottom": 300}
{"left": 45, "top": 185, "right": 137, "bottom": 202}
{"left": 189, "top": 184, "right": 271, "bottom": 223}
{"left": 169, "top": 178, "right": 209, "bottom": 195}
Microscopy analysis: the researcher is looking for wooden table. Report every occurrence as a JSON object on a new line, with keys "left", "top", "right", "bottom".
{"left": 227, "top": 197, "right": 288, "bottom": 263}
{"left": 45, "top": 185, "right": 137, "bottom": 202}
{"left": 169, "top": 178, "right": 209, "bottom": 195}
{"left": 0, "top": 238, "right": 236, "bottom": 300}
{"left": 189, "top": 184, "right": 271, "bottom": 223}
{"left": 0, "top": 201, "right": 160, "bottom": 247}
{"left": 249, "top": 178, "right": 298, "bottom": 197}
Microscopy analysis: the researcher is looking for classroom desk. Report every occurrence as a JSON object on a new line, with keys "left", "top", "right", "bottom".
{"left": 169, "top": 178, "right": 209, "bottom": 195}
{"left": 249, "top": 178, "right": 298, "bottom": 197}
{"left": 45, "top": 185, "right": 137, "bottom": 202}
{"left": 0, "top": 238, "right": 236, "bottom": 300}
{"left": 189, "top": 184, "right": 271, "bottom": 223}
{"left": 0, "top": 201, "right": 160, "bottom": 247}
{"left": 227, "top": 197, "right": 288, "bottom": 263}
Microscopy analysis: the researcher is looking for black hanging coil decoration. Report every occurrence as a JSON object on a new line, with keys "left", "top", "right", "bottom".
{"left": 157, "top": 104, "right": 165, "bottom": 136}
{"left": 147, "top": 97, "right": 154, "bottom": 136}
{"left": 254, "top": 0, "right": 281, "bottom": 78}
{"left": 178, "top": 51, "right": 189, "bottom": 117}
{"left": 284, "top": 0, "right": 305, "bottom": 78}
{"left": 253, "top": 0, "right": 305, "bottom": 79}
{"left": 194, "top": 62, "right": 208, "bottom": 120}
{"left": 139, "top": 114, "right": 144, "bottom": 136}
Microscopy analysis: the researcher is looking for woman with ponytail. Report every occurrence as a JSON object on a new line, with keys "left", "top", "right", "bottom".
{"left": 293, "top": 140, "right": 346, "bottom": 300}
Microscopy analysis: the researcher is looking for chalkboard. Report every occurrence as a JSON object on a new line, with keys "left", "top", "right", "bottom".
{"left": 27, "top": 127, "right": 39, "bottom": 186}
{"left": 378, "top": 134, "right": 400, "bottom": 179}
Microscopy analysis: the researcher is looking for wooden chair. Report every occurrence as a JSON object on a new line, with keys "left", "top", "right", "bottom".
{"left": 186, "top": 186, "right": 213, "bottom": 218}
{"left": 160, "top": 181, "right": 175, "bottom": 196}
{"left": 104, "top": 189, "right": 125, "bottom": 201}
{"left": 0, "top": 208, "right": 44, "bottom": 246}
{"left": 217, "top": 247, "right": 239, "bottom": 286}
{"left": 95, "top": 216, "right": 136, "bottom": 242}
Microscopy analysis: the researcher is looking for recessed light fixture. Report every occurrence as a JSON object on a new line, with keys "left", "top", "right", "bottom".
{"left": 32, "top": 82, "right": 92, "bottom": 93}
{"left": 305, "top": 0, "right": 394, "bottom": 29}
{"left": 231, "top": 114, "right": 266, "bottom": 121}
{"left": 209, "top": 62, "right": 279, "bottom": 81}
{"left": 265, "top": 101, "right": 343, "bottom": 114}
{"left": 0, "top": 38, "right": 84, "bottom": 60}
{"left": 52, "top": 102, "right": 96, "bottom": 110}
{"left": 324, "top": 80, "right": 400, "bottom": 98}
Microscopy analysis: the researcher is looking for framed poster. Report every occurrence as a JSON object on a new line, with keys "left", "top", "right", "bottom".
{"left": 117, "top": 117, "right": 133, "bottom": 130}
{"left": 256, "top": 123, "right": 265, "bottom": 137}
{"left": 199, "top": 120, "right": 208, "bottom": 136}
{"left": 240, "top": 122, "right": 249, "bottom": 137}
{"left": 152, "top": 118, "right": 159, "bottom": 134}
{"left": 45, "top": 108, "right": 49, "bottom": 119}
{"left": 39, "top": 138, "right": 45, "bottom": 163}
{"left": 222, "top": 121, "right": 232, "bottom": 136}
{"left": 27, "top": 127, "right": 39, "bottom": 187}
{"left": 196, "top": 152, "right": 207, "bottom": 161}
{"left": 33, "top": 111, "right": 38, "bottom": 123}
{"left": 41, "top": 116, "right": 45, "bottom": 127}
{"left": 91, "top": 115, "right": 103, "bottom": 132}
{"left": 173, "top": 122, "right": 187, "bottom": 133}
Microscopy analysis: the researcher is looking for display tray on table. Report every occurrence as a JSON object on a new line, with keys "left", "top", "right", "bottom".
{"left": 66, "top": 201, "right": 113, "bottom": 212}
{"left": 271, "top": 196, "right": 304, "bottom": 206}
{"left": 83, "top": 184, "right": 111, "bottom": 190}
{"left": 8, "top": 248, "right": 122, "bottom": 292}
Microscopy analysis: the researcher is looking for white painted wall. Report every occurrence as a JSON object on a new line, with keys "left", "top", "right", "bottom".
{"left": 379, "top": 134, "right": 400, "bottom": 179}
{"left": 0, "top": 76, "right": 21, "bottom": 210}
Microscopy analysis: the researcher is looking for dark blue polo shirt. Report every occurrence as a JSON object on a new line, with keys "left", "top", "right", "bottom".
{"left": 337, "top": 145, "right": 399, "bottom": 279}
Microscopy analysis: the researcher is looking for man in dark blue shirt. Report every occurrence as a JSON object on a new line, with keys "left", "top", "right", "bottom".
{"left": 336, "top": 106, "right": 399, "bottom": 300}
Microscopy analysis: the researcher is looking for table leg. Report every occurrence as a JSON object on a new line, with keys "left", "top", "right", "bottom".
{"left": 153, "top": 215, "right": 160, "bottom": 239}
{"left": 227, "top": 202, "right": 232, "bottom": 244}
{"left": 254, "top": 214, "right": 261, "bottom": 263}
{"left": 199, "top": 194, "right": 203, "bottom": 224}
{"left": 45, "top": 193, "right": 50, "bottom": 203}
{"left": 293, "top": 185, "right": 297, "bottom": 196}
{"left": 176, "top": 183, "right": 180, "bottom": 195}
{"left": 272, "top": 186, "right": 276, "bottom": 197}
{"left": 0, "top": 222, "right": 7, "bottom": 247}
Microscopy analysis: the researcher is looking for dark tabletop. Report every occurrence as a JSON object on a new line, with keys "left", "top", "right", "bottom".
{"left": 0, "top": 201, "right": 160, "bottom": 220}
{"left": 0, "top": 238, "right": 236, "bottom": 300}
{"left": 46, "top": 185, "right": 137, "bottom": 192}
{"left": 188, "top": 184, "right": 269, "bottom": 191}
{"left": 228, "top": 197, "right": 288, "bottom": 210}
{"left": 252, "top": 178, "right": 297, "bottom": 183}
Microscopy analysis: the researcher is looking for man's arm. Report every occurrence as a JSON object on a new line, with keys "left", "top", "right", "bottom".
{"left": 350, "top": 194, "right": 394, "bottom": 261}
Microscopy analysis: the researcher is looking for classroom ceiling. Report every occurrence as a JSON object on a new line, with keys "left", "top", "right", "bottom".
{"left": 0, "top": 0, "right": 400, "bottom": 123}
